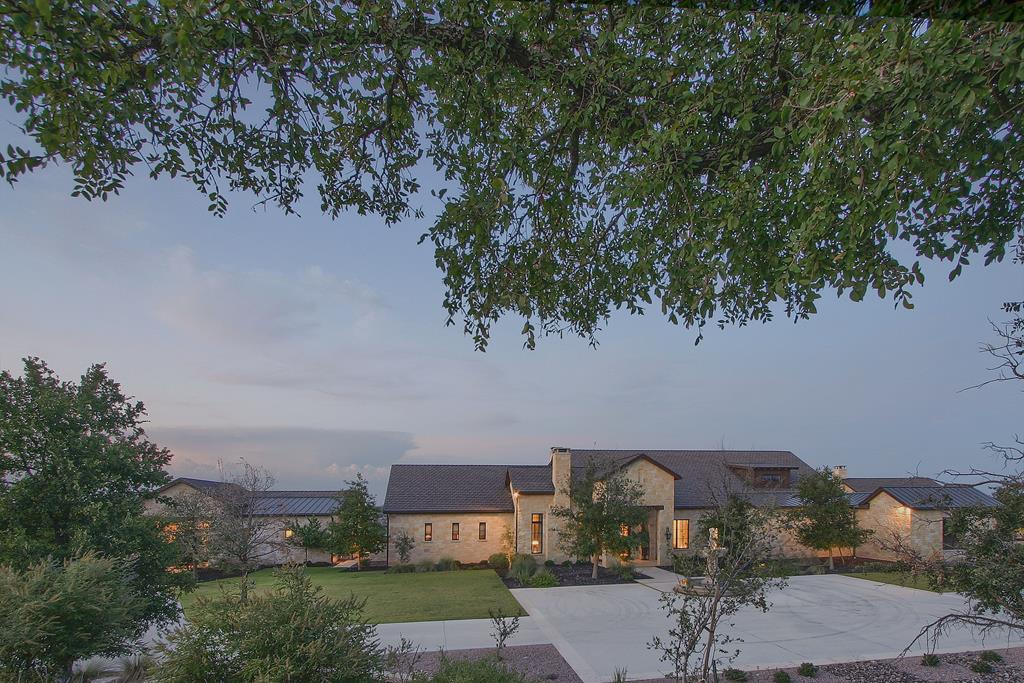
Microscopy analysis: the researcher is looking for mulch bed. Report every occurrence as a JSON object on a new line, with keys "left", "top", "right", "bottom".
{"left": 389, "top": 644, "right": 583, "bottom": 683}
{"left": 502, "top": 564, "right": 651, "bottom": 588}
{"left": 630, "top": 646, "right": 1024, "bottom": 683}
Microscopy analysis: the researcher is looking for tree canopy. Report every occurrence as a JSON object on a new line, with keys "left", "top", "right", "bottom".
{"left": 789, "top": 467, "right": 872, "bottom": 569}
{"left": 1, "top": 3, "right": 1022, "bottom": 348}
{"left": 328, "top": 473, "right": 386, "bottom": 568}
{"left": 0, "top": 357, "right": 186, "bottom": 626}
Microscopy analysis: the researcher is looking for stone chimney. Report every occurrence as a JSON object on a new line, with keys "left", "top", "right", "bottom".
{"left": 832, "top": 465, "right": 848, "bottom": 480}
{"left": 550, "top": 447, "right": 571, "bottom": 501}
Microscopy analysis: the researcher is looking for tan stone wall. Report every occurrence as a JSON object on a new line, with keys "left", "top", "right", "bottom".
{"left": 515, "top": 494, "right": 559, "bottom": 561}
{"left": 618, "top": 458, "right": 676, "bottom": 565}
{"left": 143, "top": 481, "right": 196, "bottom": 516}
{"left": 856, "top": 491, "right": 912, "bottom": 560}
{"left": 386, "top": 512, "right": 514, "bottom": 566}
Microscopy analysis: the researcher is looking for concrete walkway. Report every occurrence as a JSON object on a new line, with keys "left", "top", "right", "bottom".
{"left": 509, "top": 574, "right": 1024, "bottom": 682}
{"left": 377, "top": 616, "right": 549, "bottom": 653}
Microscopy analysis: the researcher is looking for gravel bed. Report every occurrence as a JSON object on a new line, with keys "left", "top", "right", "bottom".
{"left": 629, "top": 646, "right": 1024, "bottom": 683}
{"left": 391, "top": 644, "right": 583, "bottom": 682}
{"left": 502, "top": 564, "right": 651, "bottom": 588}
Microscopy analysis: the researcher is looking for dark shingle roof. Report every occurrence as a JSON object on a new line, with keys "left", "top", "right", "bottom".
{"left": 569, "top": 449, "right": 816, "bottom": 509}
{"left": 507, "top": 465, "right": 555, "bottom": 493}
{"left": 383, "top": 464, "right": 514, "bottom": 513}
{"left": 870, "top": 486, "right": 999, "bottom": 510}
{"left": 843, "top": 477, "right": 941, "bottom": 492}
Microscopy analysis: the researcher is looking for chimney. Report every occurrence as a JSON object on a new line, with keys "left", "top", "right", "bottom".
{"left": 550, "top": 447, "right": 571, "bottom": 499}
{"left": 832, "top": 465, "right": 848, "bottom": 480}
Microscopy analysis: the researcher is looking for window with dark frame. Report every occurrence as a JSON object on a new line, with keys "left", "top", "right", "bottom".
{"left": 531, "top": 513, "right": 543, "bottom": 554}
{"left": 479, "top": 521, "right": 487, "bottom": 540}
{"left": 673, "top": 519, "right": 689, "bottom": 549}
{"left": 424, "top": 522, "right": 432, "bottom": 542}
{"left": 452, "top": 522, "right": 460, "bottom": 541}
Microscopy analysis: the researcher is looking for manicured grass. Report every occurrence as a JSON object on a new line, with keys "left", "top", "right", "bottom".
{"left": 845, "top": 571, "right": 941, "bottom": 592}
{"left": 179, "top": 567, "right": 527, "bottom": 623}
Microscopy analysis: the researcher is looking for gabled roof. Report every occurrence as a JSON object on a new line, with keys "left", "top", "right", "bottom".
{"left": 843, "top": 477, "right": 942, "bottom": 492}
{"left": 507, "top": 465, "right": 555, "bottom": 493}
{"left": 158, "top": 477, "right": 343, "bottom": 516}
{"left": 867, "top": 485, "right": 999, "bottom": 510}
{"left": 569, "top": 449, "right": 816, "bottom": 509}
{"left": 383, "top": 464, "right": 514, "bottom": 513}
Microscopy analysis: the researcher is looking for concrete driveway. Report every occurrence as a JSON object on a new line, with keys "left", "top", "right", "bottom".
{"left": 509, "top": 573, "right": 1024, "bottom": 683}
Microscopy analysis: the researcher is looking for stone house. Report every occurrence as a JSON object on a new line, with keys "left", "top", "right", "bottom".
{"left": 145, "top": 477, "right": 347, "bottom": 566}
{"left": 381, "top": 447, "right": 998, "bottom": 567}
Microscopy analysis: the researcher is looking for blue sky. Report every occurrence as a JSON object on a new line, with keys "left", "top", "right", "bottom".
{"left": 1, "top": 157, "right": 1021, "bottom": 500}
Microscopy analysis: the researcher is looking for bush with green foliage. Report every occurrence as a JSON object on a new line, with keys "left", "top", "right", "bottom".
{"left": 156, "top": 566, "right": 382, "bottom": 683}
{"left": 920, "top": 653, "right": 940, "bottom": 667}
{"left": 970, "top": 660, "right": 994, "bottom": 674}
{"left": 796, "top": 662, "right": 818, "bottom": 677}
{"left": 611, "top": 560, "right": 635, "bottom": 581}
{"left": 392, "top": 530, "right": 416, "bottom": 565}
{"left": 415, "top": 559, "right": 436, "bottom": 573}
{"left": 773, "top": 671, "right": 792, "bottom": 683}
{"left": 0, "top": 553, "right": 143, "bottom": 681}
{"left": 411, "top": 656, "right": 534, "bottom": 683}
{"left": 435, "top": 557, "right": 458, "bottom": 572}
{"left": 386, "top": 563, "right": 417, "bottom": 574}
{"left": 508, "top": 555, "right": 538, "bottom": 584}
{"left": 980, "top": 650, "right": 1004, "bottom": 663}
{"left": 526, "top": 568, "right": 559, "bottom": 588}
{"left": 724, "top": 667, "right": 748, "bottom": 681}
{"left": 488, "top": 553, "right": 510, "bottom": 574}
{"left": 544, "top": 559, "right": 556, "bottom": 567}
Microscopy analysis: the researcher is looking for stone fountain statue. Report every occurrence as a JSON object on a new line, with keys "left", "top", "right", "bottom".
{"left": 675, "top": 528, "right": 728, "bottom": 596}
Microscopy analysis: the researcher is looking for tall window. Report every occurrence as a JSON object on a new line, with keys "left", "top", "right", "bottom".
{"left": 424, "top": 523, "right": 432, "bottom": 542}
{"left": 479, "top": 522, "right": 487, "bottom": 540}
{"left": 673, "top": 519, "right": 689, "bottom": 549}
{"left": 531, "top": 513, "right": 543, "bottom": 554}
{"left": 452, "top": 522, "right": 460, "bottom": 541}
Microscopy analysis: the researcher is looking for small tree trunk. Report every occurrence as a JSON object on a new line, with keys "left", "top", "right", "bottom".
{"left": 355, "top": 550, "right": 362, "bottom": 570}
{"left": 827, "top": 549, "right": 835, "bottom": 572}
{"left": 240, "top": 568, "right": 250, "bottom": 603}
{"left": 592, "top": 554, "right": 599, "bottom": 579}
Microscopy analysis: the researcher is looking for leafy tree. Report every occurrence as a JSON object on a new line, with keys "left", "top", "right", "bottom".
{"left": 550, "top": 466, "right": 649, "bottom": 579}
{"left": 329, "top": 473, "right": 386, "bottom": 569}
{"left": 789, "top": 468, "right": 872, "bottom": 570}
{"left": 0, "top": 552, "right": 143, "bottom": 682}
{"left": 649, "top": 503, "right": 784, "bottom": 683}
{"left": 2, "top": 5, "right": 1022, "bottom": 349}
{"left": 290, "top": 516, "right": 332, "bottom": 564}
{"left": 164, "top": 490, "right": 212, "bottom": 580}
{"left": 0, "top": 357, "right": 185, "bottom": 626}
{"left": 156, "top": 566, "right": 383, "bottom": 683}
{"left": 204, "top": 460, "right": 284, "bottom": 600}
{"left": 392, "top": 529, "right": 415, "bottom": 565}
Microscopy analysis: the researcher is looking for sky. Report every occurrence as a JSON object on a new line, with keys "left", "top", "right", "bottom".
{"left": 1, "top": 153, "right": 1021, "bottom": 501}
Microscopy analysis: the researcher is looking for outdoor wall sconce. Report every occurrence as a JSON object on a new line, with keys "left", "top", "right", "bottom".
{"left": 664, "top": 526, "right": 671, "bottom": 543}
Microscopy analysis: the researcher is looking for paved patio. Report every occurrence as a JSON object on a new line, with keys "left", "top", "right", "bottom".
{"left": 381, "top": 573, "right": 1024, "bottom": 683}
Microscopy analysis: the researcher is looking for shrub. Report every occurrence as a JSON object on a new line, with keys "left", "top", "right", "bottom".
{"left": 724, "top": 667, "right": 748, "bottom": 681}
{"left": 920, "top": 653, "right": 940, "bottom": 667}
{"left": 386, "top": 563, "right": 417, "bottom": 574}
{"left": 488, "top": 553, "right": 510, "bottom": 574}
{"left": 415, "top": 559, "right": 435, "bottom": 573}
{"left": 413, "top": 656, "right": 533, "bottom": 682}
{"left": 561, "top": 560, "right": 572, "bottom": 567}
{"left": 609, "top": 559, "right": 635, "bottom": 581}
{"left": 796, "top": 662, "right": 817, "bottom": 677}
{"left": 508, "top": 555, "right": 537, "bottom": 584}
{"left": 857, "top": 561, "right": 901, "bottom": 573}
{"left": 671, "top": 553, "right": 706, "bottom": 577}
{"left": 0, "top": 552, "right": 143, "bottom": 680}
{"left": 435, "top": 557, "right": 458, "bottom": 572}
{"left": 393, "top": 530, "right": 416, "bottom": 565}
{"left": 156, "top": 566, "right": 382, "bottom": 682}
{"left": 526, "top": 568, "right": 559, "bottom": 588}
{"left": 544, "top": 559, "right": 556, "bottom": 567}
{"left": 611, "top": 667, "right": 628, "bottom": 682}
{"left": 979, "top": 650, "right": 1004, "bottom": 663}
{"left": 970, "top": 660, "right": 994, "bottom": 674}
{"left": 773, "top": 671, "right": 792, "bottom": 683}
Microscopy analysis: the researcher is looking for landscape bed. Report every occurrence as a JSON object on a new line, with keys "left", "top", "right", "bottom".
{"left": 502, "top": 563, "right": 651, "bottom": 588}
{"left": 179, "top": 566, "right": 526, "bottom": 623}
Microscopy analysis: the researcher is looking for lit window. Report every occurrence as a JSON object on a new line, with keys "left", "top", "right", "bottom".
{"left": 284, "top": 528, "right": 294, "bottom": 539}
{"left": 531, "top": 513, "right": 543, "bottom": 554}
{"left": 673, "top": 519, "right": 689, "bottom": 549}
{"left": 479, "top": 522, "right": 487, "bottom": 540}
{"left": 452, "top": 522, "right": 460, "bottom": 541}
{"left": 424, "top": 523, "right": 432, "bottom": 542}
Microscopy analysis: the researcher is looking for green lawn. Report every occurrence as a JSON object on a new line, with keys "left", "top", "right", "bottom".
{"left": 179, "top": 567, "right": 526, "bottom": 623}
{"left": 845, "top": 571, "right": 942, "bottom": 592}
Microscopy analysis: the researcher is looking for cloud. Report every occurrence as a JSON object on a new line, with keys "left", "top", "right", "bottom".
{"left": 149, "top": 425, "right": 416, "bottom": 498}
{"left": 155, "top": 246, "right": 383, "bottom": 345}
